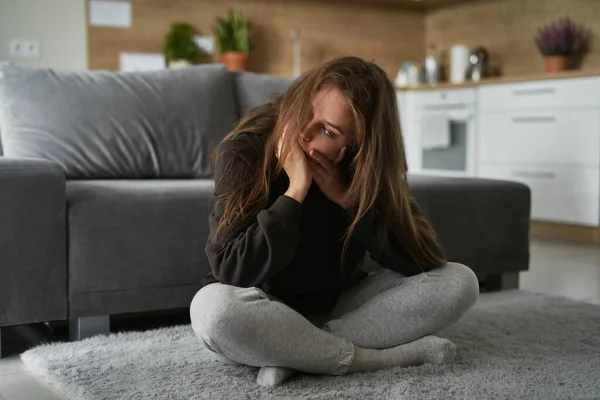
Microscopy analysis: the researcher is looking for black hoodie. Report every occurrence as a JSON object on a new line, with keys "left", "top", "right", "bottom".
{"left": 201, "top": 132, "right": 423, "bottom": 314}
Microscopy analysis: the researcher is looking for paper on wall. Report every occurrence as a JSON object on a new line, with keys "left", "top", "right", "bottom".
{"left": 90, "top": 0, "right": 132, "bottom": 28}
{"left": 119, "top": 53, "right": 165, "bottom": 72}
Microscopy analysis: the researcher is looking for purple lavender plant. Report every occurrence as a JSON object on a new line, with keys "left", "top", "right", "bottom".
{"left": 534, "top": 17, "right": 589, "bottom": 56}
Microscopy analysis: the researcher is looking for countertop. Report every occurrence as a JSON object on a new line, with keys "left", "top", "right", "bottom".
{"left": 395, "top": 69, "right": 600, "bottom": 91}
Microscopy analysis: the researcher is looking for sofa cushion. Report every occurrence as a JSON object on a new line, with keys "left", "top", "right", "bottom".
{"left": 0, "top": 64, "right": 237, "bottom": 179}
{"left": 408, "top": 175, "right": 531, "bottom": 275}
{"left": 0, "top": 157, "right": 67, "bottom": 325}
{"left": 66, "top": 180, "right": 214, "bottom": 315}
{"left": 234, "top": 71, "right": 294, "bottom": 118}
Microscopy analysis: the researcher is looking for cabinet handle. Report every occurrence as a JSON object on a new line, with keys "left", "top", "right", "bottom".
{"left": 423, "top": 103, "right": 468, "bottom": 111}
{"left": 512, "top": 88, "right": 555, "bottom": 96}
{"left": 512, "top": 116, "right": 556, "bottom": 123}
{"left": 511, "top": 170, "right": 556, "bottom": 179}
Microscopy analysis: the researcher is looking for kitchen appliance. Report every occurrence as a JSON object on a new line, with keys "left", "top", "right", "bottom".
{"left": 450, "top": 45, "right": 470, "bottom": 83}
{"left": 424, "top": 45, "right": 440, "bottom": 85}
{"left": 291, "top": 28, "right": 302, "bottom": 78}
{"left": 400, "top": 88, "right": 478, "bottom": 177}
{"left": 467, "top": 47, "right": 490, "bottom": 82}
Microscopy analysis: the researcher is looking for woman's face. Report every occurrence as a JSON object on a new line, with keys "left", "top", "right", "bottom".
{"left": 298, "top": 86, "right": 355, "bottom": 164}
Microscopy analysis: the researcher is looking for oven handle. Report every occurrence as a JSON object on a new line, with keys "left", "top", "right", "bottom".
{"left": 422, "top": 103, "right": 470, "bottom": 111}
{"left": 511, "top": 170, "right": 556, "bottom": 179}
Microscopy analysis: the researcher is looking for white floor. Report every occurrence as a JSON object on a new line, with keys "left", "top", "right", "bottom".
{"left": 1, "top": 238, "right": 599, "bottom": 399}
{"left": 523, "top": 239, "right": 600, "bottom": 305}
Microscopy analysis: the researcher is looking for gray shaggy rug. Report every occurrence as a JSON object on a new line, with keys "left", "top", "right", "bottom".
{"left": 20, "top": 290, "right": 600, "bottom": 399}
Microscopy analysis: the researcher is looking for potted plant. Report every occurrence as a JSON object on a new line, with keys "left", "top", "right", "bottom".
{"left": 213, "top": 9, "right": 253, "bottom": 71}
{"left": 534, "top": 17, "right": 589, "bottom": 73}
{"left": 162, "top": 22, "right": 203, "bottom": 69}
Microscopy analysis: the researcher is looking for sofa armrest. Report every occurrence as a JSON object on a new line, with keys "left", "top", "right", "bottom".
{"left": 0, "top": 157, "right": 67, "bottom": 326}
{"left": 408, "top": 175, "right": 531, "bottom": 276}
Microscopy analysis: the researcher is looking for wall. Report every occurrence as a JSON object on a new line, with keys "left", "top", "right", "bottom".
{"left": 0, "top": 0, "right": 87, "bottom": 70}
{"left": 88, "top": 0, "right": 426, "bottom": 77}
{"left": 425, "top": 0, "right": 600, "bottom": 77}
{"left": 3, "top": 0, "right": 599, "bottom": 76}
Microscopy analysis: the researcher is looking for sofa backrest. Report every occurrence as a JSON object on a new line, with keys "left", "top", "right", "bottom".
{"left": 0, "top": 63, "right": 239, "bottom": 179}
{"left": 233, "top": 71, "right": 294, "bottom": 117}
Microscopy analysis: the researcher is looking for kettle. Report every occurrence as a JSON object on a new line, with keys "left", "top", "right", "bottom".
{"left": 467, "top": 47, "right": 490, "bottom": 82}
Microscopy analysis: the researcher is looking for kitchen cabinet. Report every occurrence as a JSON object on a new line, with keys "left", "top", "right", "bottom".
{"left": 479, "top": 164, "right": 599, "bottom": 226}
{"left": 398, "top": 74, "right": 600, "bottom": 227}
{"left": 478, "top": 77, "right": 600, "bottom": 110}
{"left": 478, "top": 110, "right": 600, "bottom": 166}
{"left": 478, "top": 76, "right": 600, "bottom": 227}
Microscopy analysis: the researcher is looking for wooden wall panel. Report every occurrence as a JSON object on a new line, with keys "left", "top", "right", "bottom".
{"left": 87, "top": 0, "right": 426, "bottom": 77}
{"left": 425, "top": 0, "right": 600, "bottom": 77}
{"left": 88, "top": 0, "right": 600, "bottom": 77}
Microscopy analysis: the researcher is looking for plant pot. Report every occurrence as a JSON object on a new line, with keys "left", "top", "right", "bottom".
{"left": 221, "top": 52, "right": 249, "bottom": 72}
{"left": 545, "top": 55, "right": 569, "bottom": 73}
{"left": 168, "top": 59, "right": 191, "bottom": 69}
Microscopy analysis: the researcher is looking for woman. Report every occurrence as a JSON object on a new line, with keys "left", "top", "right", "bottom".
{"left": 190, "top": 56, "right": 479, "bottom": 387}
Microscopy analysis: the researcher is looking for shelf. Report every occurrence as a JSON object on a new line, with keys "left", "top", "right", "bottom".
{"left": 396, "top": 70, "right": 600, "bottom": 91}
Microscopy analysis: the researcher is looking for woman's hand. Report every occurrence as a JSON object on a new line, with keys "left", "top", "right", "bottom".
{"left": 308, "top": 147, "right": 349, "bottom": 208}
{"left": 278, "top": 126, "right": 312, "bottom": 203}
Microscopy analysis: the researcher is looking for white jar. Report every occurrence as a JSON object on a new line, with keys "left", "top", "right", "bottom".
{"left": 450, "top": 45, "right": 470, "bottom": 83}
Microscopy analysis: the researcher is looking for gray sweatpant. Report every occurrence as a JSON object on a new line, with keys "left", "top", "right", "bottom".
{"left": 189, "top": 262, "right": 479, "bottom": 375}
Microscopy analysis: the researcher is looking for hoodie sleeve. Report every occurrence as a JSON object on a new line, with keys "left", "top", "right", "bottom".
{"left": 345, "top": 207, "right": 429, "bottom": 277}
{"left": 205, "top": 134, "right": 302, "bottom": 288}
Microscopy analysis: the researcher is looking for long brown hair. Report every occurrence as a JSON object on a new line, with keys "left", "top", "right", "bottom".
{"left": 214, "top": 56, "right": 445, "bottom": 271}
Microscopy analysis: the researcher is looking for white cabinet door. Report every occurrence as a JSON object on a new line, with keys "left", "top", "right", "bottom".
{"left": 479, "top": 164, "right": 600, "bottom": 226}
{"left": 479, "top": 77, "right": 600, "bottom": 110}
{"left": 414, "top": 88, "right": 477, "bottom": 109}
{"left": 479, "top": 110, "right": 600, "bottom": 166}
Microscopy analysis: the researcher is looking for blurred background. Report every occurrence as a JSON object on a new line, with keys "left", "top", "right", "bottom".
{"left": 0, "top": 0, "right": 598, "bottom": 78}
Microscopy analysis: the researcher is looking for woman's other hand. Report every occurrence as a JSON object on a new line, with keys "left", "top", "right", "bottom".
{"left": 308, "top": 147, "right": 349, "bottom": 208}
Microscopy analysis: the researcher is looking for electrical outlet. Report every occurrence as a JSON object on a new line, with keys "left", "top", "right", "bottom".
{"left": 9, "top": 39, "right": 41, "bottom": 59}
{"left": 194, "top": 36, "right": 215, "bottom": 54}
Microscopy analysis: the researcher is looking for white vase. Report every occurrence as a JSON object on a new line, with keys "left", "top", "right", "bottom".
{"left": 450, "top": 45, "right": 470, "bottom": 83}
{"left": 168, "top": 60, "right": 191, "bottom": 69}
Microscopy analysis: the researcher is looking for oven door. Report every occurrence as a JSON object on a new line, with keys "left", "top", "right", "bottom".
{"left": 415, "top": 108, "right": 476, "bottom": 177}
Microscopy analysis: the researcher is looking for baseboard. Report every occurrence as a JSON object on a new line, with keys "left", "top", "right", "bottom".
{"left": 530, "top": 220, "right": 600, "bottom": 245}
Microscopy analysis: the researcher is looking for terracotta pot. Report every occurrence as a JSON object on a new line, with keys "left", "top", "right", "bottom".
{"left": 221, "top": 52, "right": 249, "bottom": 72}
{"left": 545, "top": 55, "right": 569, "bottom": 73}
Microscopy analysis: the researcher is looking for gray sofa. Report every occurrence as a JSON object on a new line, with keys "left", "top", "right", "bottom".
{"left": 0, "top": 64, "right": 531, "bottom": 356}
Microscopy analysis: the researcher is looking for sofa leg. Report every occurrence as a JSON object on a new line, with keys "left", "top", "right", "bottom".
{"left": 485, "top": 272, "right": 520, "bottom": 291}
{"left": 69, "top": 316, "right": 110, "bottom": 341}
{"left": 0, "top": 327, "right": 3, "bottom": 359}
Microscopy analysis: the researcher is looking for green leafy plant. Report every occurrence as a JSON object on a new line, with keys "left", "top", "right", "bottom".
{"left": 212, "top": 9, "right": 253, "bottom": 54}
{"left": 162, "top": 22, "right": 202, "bottom": 63}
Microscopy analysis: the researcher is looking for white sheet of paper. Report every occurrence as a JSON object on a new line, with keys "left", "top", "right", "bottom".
{"left": 119, "top": 53, "right": 165, "bottom": 72}
{"left": 89, "top": 0, "right": 132, "bottom": 28}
